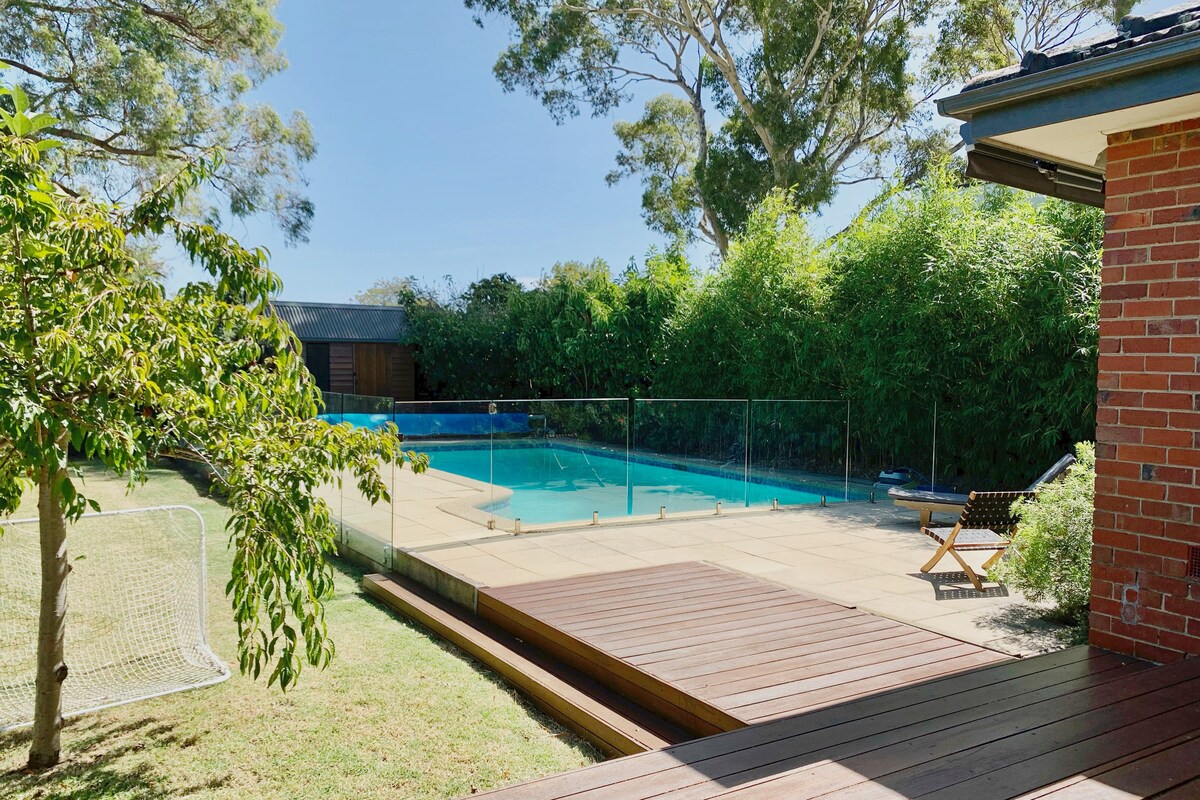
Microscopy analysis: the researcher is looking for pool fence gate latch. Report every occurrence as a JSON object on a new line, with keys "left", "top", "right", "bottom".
{"left": 772, "top": 498, "right": 779, "bottom": 511}
{"left": 592, "top": 511, "right": 599, "bottom": 525}
{"left": 659, "top": 506, "right": 666, "bottom": 519}
{"left": 715, "top": 501, "right": 722, "bottom": 516}
{"left": 514, "top": 518, "right": 522, "bottom": 534}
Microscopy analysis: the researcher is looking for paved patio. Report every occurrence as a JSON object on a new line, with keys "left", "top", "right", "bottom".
{"left": 323, "top": 467, "right": 1069, "bottom": 656}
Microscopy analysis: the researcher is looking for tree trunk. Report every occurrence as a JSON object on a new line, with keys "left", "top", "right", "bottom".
{"left": 690, "top": 96, "right": 730, "bottom": 257}
{"left": 28, "top": 467, "right": 69, "bottom": 770}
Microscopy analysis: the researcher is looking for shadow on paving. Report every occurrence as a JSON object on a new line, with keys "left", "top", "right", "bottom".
{"left": 911, "top": 570, "right": 1010, "bottom": 601}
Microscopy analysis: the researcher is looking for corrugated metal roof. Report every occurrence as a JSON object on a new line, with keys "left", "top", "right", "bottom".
{"left": 271, "top": 300, "right": 409, "bottom": 343}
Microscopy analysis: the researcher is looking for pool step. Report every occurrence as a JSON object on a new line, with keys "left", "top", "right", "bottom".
{"left": 362, "top": 573, "right": 689, "bottom": 757}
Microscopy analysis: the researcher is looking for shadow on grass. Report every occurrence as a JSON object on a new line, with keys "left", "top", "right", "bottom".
{"left": 157, "top": 460, "right": 599, "bottom": 762}
{"left": 2, "top": 717, "right": 229, "bottom": 800}
{"left": 335, "top": 557, "right": 602, "bottom": 763}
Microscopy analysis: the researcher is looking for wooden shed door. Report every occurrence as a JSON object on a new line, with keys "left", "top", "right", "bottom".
{"left": 353, "top": 343, "right": 392, "bottom": 397}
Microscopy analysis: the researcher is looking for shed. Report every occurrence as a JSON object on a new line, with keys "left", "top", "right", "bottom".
{"left": 271, "top": 300, "right": 415, "bottom": 400}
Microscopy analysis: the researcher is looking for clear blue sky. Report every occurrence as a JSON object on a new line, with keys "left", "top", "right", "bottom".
{"left": 164, "top": 0, "right": 1167, "bottom": 302}
{"left": 166, "top": 1, "right": 872, "bottom": 301}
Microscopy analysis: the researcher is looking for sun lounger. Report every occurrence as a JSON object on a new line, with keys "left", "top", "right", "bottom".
{"left": 889, "top": 452, "right": 1075, "bottom": 527}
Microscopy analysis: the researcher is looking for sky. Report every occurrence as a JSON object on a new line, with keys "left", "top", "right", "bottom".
{"left": 164, "top": 0, "right": 1171, "bottom": 303}
{"left": 165, "top": 1, "right": 878, "bottom": 301}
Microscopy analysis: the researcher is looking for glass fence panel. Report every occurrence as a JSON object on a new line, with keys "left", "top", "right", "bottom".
{"left": 314, "top": 392, "right": 346, "bottom": 549}
{"left": 314, "top": 392, "right": 913, "bottom": 552}
{"left": 322, "top": 394, "right": 394, "bottom": 566}
{"left": 320, "top": 391, "right": 344, "bottom": 424}
{"left": 749, "top": 400, "right": 854, "bottom": 506}
{"left": 338, "top": 393, "right": 395, "bottom": 428}
{"left": 849, "top": 400, "right": 947, "bottom": 508}
{"left": 389, "top": 400, "right": 495, "bottom": 544}
{"left": 488, "top": 398, "right": 630, "bottom": 529}
{"left": 631, "top": 399, "right": 748, "bottom": 517}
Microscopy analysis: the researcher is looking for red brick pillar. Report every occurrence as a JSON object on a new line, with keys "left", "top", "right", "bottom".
{"left": 1090, "top": 119, "right": 1200, "bottom": 662}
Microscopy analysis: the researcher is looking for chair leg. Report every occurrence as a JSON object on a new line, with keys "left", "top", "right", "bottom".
{"left": 920, "top": 540, "right": 951, "bottom": 573}
{"left": 949, "top": 548, "right": 985, "bottom": 591}
{"left": 981, "top": 548, "right": 1006, "bottom": 571}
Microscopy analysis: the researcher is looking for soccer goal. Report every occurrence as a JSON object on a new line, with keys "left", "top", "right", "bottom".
{"left": 0, "top": 505, "right": 230, "bottom": 731}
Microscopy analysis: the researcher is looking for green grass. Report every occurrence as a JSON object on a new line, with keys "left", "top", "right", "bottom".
{"left": 1, "top": 464, "right": 598, "bottom": 799}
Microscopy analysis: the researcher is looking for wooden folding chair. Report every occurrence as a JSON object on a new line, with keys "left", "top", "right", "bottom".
{"left": 920, "top": 490, "right": 1033, "bottom": 591}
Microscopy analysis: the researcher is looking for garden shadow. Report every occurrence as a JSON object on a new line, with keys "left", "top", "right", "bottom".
{"left": 909, "top": 570, "right": 1010, "bottom": 601}
{"left": 1, "top": 716, "right": 229, "bottom": 800}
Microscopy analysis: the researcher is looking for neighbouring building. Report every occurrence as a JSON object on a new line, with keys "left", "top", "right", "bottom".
{"left": 938, "top": 4, "right": 1200, "bottom": 661}
{"left": 271, "top": 300, "right": 416, "bottom": 400}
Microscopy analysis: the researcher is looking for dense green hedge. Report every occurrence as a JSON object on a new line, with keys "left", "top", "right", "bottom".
{"left": 400, "top": 169, "right": 1101, "bottom": 486}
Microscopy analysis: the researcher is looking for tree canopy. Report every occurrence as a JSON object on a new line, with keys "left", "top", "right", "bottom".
{"left": 0, "top": 0, "right": 315, "bottom": 243}
{"left": 0, "top": 77, "right": 421, "bottom": 769}
{"left": 467, "top": 0, "right": 1139, "bottom": 248}
{"left": 466, "top": 0, "right": 954, "bottom": 247}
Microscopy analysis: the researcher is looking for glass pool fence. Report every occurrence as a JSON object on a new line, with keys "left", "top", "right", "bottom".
{"left": 318, "top": 393, "right": 952, "bottom": 566}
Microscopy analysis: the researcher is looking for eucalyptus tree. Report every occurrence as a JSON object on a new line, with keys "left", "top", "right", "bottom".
{"left": 467, "top": 0, "right": 945, "bottom": 248}
{"left": 0, "top": 81, "right": 423, "bottom": 770}
{"left": 607, "top": 94, "right": 716, "bottom": 248}
{"left": 930, "top": 0, "right": 1140, "bottom": 84}
{"left": 0, "top": 0, "right": 315, "bottom": 242}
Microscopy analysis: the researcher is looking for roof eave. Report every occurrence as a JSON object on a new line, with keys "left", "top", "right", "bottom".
{"left": 937, "top": 30, "right": 1200, "bottom": 121}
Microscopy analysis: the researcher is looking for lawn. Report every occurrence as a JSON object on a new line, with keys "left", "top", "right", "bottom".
{"left": 0, "top": 463, "right": 597, "bottom": 799}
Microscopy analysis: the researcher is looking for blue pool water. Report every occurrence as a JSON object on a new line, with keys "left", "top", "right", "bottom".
{"left": 424, "top": 444, "right": 848, "bottom": 524}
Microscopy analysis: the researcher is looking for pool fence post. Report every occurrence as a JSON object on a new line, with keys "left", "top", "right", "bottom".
{"left": 744, "top": 399, "right": 751, "bottom": 508}
{"left": 592, "top": 511, "right": 599, "bottom": 525}
{"left": 772, "top": 498, "right": 779, "bottom": 511}
{"left": 716, "top": 501, "right": 722, "bottom": 516}
{"left": 821, "top": 495, "right": 827, "bottom": 508}
{"left": 514, "top": 518, "right": 522, "bottom": 534}
{"left": 625, "top": 395, "right": 634, "bottom": 517}
{"left": 659, "top": 506, "right": 666, "bottom": 519}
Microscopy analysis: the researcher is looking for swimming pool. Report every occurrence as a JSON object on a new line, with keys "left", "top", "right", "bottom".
{"left": 422, "top": 443, "right": 852, "bottom": 525}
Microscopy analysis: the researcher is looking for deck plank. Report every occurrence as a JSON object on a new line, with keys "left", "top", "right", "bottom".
{"left": 472, "top": 648, "right": 1148, "bottom": 800}
{"left": 470, "top": 562, "right": 1200, "bottom": 800}
{"left": 480, "top": 562, "right": 1007, "bottom": 736}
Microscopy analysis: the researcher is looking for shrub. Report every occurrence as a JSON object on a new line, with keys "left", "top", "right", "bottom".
{"left": 826, "top": 169, "right": 1101, "bottom": 485}
{"left": 994, "top": 442, "right": 1096, "bottom": 625}
{"left": 656, "top": 190, "right": 830, "bottom": 400}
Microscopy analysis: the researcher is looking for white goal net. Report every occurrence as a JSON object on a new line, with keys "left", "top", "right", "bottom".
{"left": 0, "top": 505, "right": 229, "bottom": 731}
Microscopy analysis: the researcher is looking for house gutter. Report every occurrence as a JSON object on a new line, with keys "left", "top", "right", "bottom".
{"left": 937, "top": 30, "right": 1200, "bottom": 121}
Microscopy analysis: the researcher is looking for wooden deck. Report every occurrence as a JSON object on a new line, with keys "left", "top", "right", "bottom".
{"left": 478, "top": 563, "right": 1009, "bottom": 738}
{"left": 476, "top": 644, "right": 1200, "bottom": 798}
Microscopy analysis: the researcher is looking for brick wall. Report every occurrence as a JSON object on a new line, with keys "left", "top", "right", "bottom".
{"left": 1090, "top": 118, "right": 1200, "bottom": 662}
